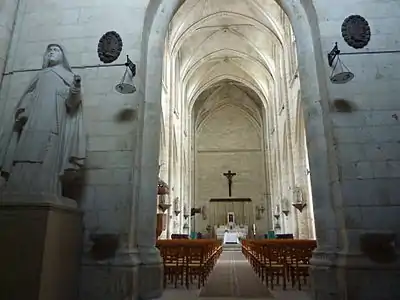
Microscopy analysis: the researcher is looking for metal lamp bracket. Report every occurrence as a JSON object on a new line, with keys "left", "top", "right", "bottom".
{"left": 328, "top": 42, "right": 340, "bottom": 67}
{"left": 125, "top": 55, "right": 136, "bottom": 76}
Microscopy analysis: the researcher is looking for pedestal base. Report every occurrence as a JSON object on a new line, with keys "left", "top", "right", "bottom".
{"left": 311, "top": 251, "right": 400, "bottom": 300}
{"left": 79, "top": 256, "right": 140, "bottom": 300}
{"left": 138, "top": 247, "right": 164, "bottom": 300}
{"left": 0, "top": 199, "right": 82, "bottom": 300}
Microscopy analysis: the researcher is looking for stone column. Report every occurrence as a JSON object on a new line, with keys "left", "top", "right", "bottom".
{"left": 304, "top": 112, "right": 344, "bottom": 300}
{"left": 135, "top": 92, "right": 163, "bottom": 299}
{"left": 135, "top": 99, "right": 164, "bottom": 299}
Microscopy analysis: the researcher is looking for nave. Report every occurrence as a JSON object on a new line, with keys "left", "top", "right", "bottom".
{"left": 158, "top": 239, "right": 313, "bottom": 300}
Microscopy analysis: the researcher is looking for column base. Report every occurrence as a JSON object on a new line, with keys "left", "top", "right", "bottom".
{"left": 79, "top": 251, "right": 140, "bottom": 300}
{"left": 138, "top": 246, "right": 164, "bottom": 300}
{"left": 0, "top": 198, "right": 82, "bottom": 300}
{"left": 311, "top": 250, "right": 400, "bottom": 300}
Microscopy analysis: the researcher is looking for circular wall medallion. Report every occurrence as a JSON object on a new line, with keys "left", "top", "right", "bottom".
{"left": 97, "top": 31, "right": 123, "bottom": 63}
{"left": 341, "top": 15, "right": 371, "bottom": 49}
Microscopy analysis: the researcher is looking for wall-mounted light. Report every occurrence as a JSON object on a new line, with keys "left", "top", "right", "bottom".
{"left": 293, "top": 203, "right": 307, "bottom": 213}
{"left": 327, "top": 42, "right": 354, "bottom": 84}
{"left": 292, "top": 187, "right": 307, "bottom": 213}
{"left": 174, "top": 197, "right": 181, "bottom": 216}
{"left": 274, "top": 204, "right": 280, "bottom": 220}
{"left": 115, "top": 55, "right": 137, "bottom": 94}
{"left": 183, "top": 203, "right": 189, "bottom": 220}
{"left": 281, "top": 198, "right": 290, "bottom": 216}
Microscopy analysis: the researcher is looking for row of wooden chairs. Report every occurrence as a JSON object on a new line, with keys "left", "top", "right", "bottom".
{"left": 156, "top": 239, "right": 222, "bottom": 288}
{"left": 242, "top": 239, "right": 317, "bottom": 290}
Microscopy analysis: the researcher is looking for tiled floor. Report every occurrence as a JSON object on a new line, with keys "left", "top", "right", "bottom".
{"left": 159, "top": 250, "right": 311, "bottom": 300}
{"left": 161, "top": 288, "right": 311, "bottom": 300}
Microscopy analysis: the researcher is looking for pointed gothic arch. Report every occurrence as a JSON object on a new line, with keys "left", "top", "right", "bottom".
{"left": 139, "top": 1, "right": 343, "bottom": 298}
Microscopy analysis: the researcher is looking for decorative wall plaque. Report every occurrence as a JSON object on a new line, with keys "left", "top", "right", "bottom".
{"left": 341, "top": 15, "right": 371, "bottom": 49}
{"left": 97, "top": 31, "right": 123, "bottom": 63}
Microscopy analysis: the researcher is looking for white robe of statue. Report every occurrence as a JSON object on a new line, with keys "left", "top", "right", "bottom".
{"left": 0, "top": 44, "right": 86, "bottom": 198}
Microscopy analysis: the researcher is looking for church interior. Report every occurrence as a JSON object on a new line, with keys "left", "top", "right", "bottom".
{"left": 0, "top": 0, "right": 400, "bottom": 300}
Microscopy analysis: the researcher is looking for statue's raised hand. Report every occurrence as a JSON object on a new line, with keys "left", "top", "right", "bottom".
{"left": 70, "top": 74, "right": 82, "bottom": 96}
{"left": 73, "top": 74, "right": 81, "bottom": 86}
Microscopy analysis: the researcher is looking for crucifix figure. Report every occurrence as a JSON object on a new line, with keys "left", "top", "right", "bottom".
{"left": 223, "top": 170, "right": 237, "bottom": 197}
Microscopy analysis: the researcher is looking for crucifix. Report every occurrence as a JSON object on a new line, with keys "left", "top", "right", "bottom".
{"left": 223, "top": 170, "right": 237, "bottom": 197}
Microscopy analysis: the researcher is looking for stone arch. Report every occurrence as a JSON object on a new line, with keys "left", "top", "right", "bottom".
{"left": 140, "top": 0, "right": 343, "bottom": 285}
{"left": 182, "top": 48, "right": 276, "bottom": 82}
{"left": 197, "top": 103, "right": 262, "bottom": 138}
{"left": 188, "top": 75, "right": 269, "bottom": 111}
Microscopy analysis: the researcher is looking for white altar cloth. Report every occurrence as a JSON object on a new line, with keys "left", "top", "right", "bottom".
{"left": 223, "top": 232, "right": 239, "bottom": 244}
{"left": 215, "top": 225, "right": 248, "bottom": 240}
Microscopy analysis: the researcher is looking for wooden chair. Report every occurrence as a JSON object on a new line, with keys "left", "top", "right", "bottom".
{"left": 262, "top": 243, "right": 287, "bottom": 290}
{"left": 286, "top": 244, "right": 313, "bottom": 290}
{"left": 241, "top": 238, "right": 316, "bottom": 291}
{"left": 157, "top": 239, "right": 222, "bottom": 289}
{"left": 160, "top": 245, "right": 185, "bottom": 288}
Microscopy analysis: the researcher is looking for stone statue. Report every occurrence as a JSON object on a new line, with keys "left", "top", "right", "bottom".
{"left": 293, "top": 187, "right": 304, "bottom": 203}
{"left": 0, "top": 44, "right": 86, "bottom": 201}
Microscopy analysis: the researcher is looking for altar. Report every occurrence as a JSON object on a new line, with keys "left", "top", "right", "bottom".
{"left": 223, "top": 232, "right": 240, "bottom": 244}
{"left": 215, "top": 225, "right": 248, "bottom": 240}
{"left": 214, "top": 212, "right": 248, "bottom": 243}
{"left": 208, "top": 172, "right": 253, "bottom": 242}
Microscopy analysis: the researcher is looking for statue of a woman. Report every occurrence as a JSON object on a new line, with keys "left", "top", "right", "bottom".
{"left": 0, "top": 44, "right": 86, "bottom": 199}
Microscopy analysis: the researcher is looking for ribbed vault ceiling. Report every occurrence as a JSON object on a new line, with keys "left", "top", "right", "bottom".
{"left": 167, "top": 0, "right": 289, "bottom": 123}
{"left": 193, "top": 80, "right": 263, "bottom": 130}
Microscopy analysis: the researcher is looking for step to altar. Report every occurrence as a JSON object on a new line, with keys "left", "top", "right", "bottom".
{"left": 222, "top": 243, "right": 242, "bottom": 251}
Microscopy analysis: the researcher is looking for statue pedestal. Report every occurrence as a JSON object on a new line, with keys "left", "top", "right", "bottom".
{"left": 0, "top": 195, "right": 82, "bottom": 300}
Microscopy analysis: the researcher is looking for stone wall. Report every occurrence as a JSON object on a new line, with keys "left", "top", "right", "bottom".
{"left": 316, "top": 0, "right": 400, "bottom": 252}
{"left": 0, "top": 1, "right": 156, "bottom": 299}
{"left": 0, "top": 0, "right": 19, "bottom": 85}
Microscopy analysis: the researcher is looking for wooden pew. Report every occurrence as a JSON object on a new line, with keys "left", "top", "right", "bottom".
{"left": 242, "top": 239, "right": 316, "bottom": 290}
{"left": 156, "top": 239, "right": 222, "bottom": 288}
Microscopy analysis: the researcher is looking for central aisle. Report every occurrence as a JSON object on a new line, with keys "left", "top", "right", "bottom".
{"left": 199, "top": 250, "right": 273, "bottom": 298}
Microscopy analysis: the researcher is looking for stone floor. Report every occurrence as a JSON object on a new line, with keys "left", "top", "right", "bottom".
{"left": 159, "top": 250, "right": 311, "bottom": 300}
